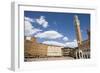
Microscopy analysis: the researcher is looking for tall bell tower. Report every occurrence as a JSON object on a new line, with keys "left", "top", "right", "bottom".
{"left": 74, "top": 15, "right": 82, "bottom": 48}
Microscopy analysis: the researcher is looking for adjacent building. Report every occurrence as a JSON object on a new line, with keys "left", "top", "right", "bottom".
{"left": 62, "top": 47, "right": 74, "bottom": 56}
{"left": 47, "top": 45, "right": 63, "bottom": 57}
{"left": 24, "top": 37, "right": 63, "bottom": 59}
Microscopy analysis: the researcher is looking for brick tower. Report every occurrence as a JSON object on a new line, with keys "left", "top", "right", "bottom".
{"left": 74, "top": 15, "right": 82, "bottom": 49}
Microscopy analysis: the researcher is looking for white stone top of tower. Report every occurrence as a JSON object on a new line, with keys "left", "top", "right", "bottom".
{"left": 74, "top": 15, "right": 80, "bottom": 25}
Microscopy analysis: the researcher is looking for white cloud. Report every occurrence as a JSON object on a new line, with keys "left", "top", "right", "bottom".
{"left": 42, "top": 39, "right": 78, "bottom": 48}
{"left": 35, "top": 30, "right": 63, "bottom": 39}
{"left": 24, "top": 19, "right": 42, "bottom": 36}
{"left": 25, "top": 17, "right": 35, "bottom": 22}
{"left": 63, "top": 37, "right": 68, "bottom": 41}
{"left": 25, "top": 16, "right": 48, "bottom": 28}
{"left": 65, "top": 39, "right": 78, "bottom": 48}
{"left": 42, "top": 41, "right": 65, "bottom": 47}
{"left": 74, "top": 39, "right": 77, "bottom": 42}
{"left": 36, "top": 16, "right": 48, "bottom": 28}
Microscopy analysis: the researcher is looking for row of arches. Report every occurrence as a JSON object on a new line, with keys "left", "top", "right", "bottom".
{"left": 75, "top": 49, "right": 90, "bottom": 59}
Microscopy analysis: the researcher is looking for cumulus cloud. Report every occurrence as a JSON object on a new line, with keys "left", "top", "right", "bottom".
{"left": 25, "top": 16, "right": 48, "bottom": 28}
{"left": 24, "top": 18, "right": 42, "bottom": 36}
{"left": 25, "top": 17, "right": 35, "bottom": 23}
{"left": 42, "top": 41, "right": 65, "bottom": 47}
{"left": 42, "top": 40, "right": 78, "bottom": 48}
{"left": 35, "top": 30, "right": 63, "bottom": 39}
{"left": 63, "top": 37, "right": 68, "bottom": 41}
{"left": 74, "top": 39, "right": 77, "bottom": 42}
{"left": 36, "top": 16, "right": 48, "bottom": 28}
{"left": 65, "top": 39, "right": 78, "bottom": 48}
{"left": 42, "top": 39, "right": 78, "bottom": 47}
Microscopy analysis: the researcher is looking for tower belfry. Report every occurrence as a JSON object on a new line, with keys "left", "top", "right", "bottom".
{"left": 74, "top": 15, "right": 82, "bottom": 48}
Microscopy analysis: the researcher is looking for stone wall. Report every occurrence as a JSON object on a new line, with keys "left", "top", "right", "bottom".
{"left": 24, "top": 37, "right": 64, "bottom": 58}
{"left": 24, "top": 37, "right": 39, "bottom": 58}
{"left": 24, "top": 37, "right": 48, "bottom": 58}
{"left": 47, "top": 46, "right": 63, "bottom": 57}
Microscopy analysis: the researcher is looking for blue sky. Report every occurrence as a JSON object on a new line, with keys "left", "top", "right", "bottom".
{"left": 24, "top": 11, "right": 90, "bottom": 47}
